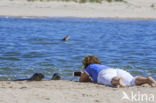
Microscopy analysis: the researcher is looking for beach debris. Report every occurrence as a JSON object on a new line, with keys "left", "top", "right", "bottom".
{"left": 151, "top": 4, "right": 156, "bottom": 9}
{"left": 20, "top": 86, "right": 27, "bottom": 89}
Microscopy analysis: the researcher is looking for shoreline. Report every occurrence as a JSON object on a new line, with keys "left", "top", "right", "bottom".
{"left": 1, "top": 15, "right": 156, "bottom": 21}
{"left": 0, "top": 0, "right": 156, "bottom": 20}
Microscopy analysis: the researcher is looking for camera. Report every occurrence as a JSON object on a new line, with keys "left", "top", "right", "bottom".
{"left": 73, "top": 71, "right": 81, "bottom": 77}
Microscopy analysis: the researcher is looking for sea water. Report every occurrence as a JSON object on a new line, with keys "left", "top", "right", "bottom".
{"left": 0, "top": 17, "right": 156, "bottom": 81}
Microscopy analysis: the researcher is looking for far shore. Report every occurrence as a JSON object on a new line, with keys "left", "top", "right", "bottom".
{"left": 1, "top": 15, "right": 156, "bottom": 21}
{"left": 0, "top": 0, "right": 156, "bottom": 20}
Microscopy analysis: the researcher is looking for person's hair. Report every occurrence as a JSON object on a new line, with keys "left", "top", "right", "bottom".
{"left": 82, "top": 56, "right": 102, "bottom": 69}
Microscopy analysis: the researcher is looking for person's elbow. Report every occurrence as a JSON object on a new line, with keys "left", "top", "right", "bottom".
{"left": 79, "top": 77, "right": 85, "bottom": 82}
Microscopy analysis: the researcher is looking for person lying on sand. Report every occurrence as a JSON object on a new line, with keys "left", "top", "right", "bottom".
{"left": 79, "top": 56, "right": 156, "bottom": 88}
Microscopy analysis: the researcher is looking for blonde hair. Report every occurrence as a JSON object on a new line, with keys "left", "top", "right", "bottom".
{"left": 82, "top": 56, "right": 102, "bottom": 69}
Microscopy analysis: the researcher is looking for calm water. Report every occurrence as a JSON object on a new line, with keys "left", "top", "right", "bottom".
{"left": 0, "top": 17, "right": 156, "bottom": 81}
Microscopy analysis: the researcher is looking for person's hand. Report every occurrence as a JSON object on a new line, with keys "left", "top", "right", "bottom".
{"left": 80, "top": 71, "right": 86, "bottom": 76}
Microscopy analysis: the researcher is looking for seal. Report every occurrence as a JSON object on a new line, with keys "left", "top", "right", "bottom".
{"left": 13, "top": 73, "right": 44, "bottom": 81}
{"left": 51, "top": 73, "right": 61, "bottom": 80}
{"left": 62, "top": 35, "right": 70, "bottom": 41}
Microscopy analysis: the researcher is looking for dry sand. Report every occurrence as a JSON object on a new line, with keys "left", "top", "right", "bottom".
{"left": 0, "top": 0, "right": 156, "bottom": 19}
{"left": 0, "top": 80, "right": 156, "bottom": 103}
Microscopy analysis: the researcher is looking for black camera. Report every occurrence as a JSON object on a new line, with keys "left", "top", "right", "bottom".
{"left": 73, "top": 71, "right": 81, "bottom": 77}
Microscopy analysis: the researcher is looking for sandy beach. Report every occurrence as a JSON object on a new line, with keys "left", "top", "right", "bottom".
{"left": 0, "top": 80, "right": 155, "bottom": 103}
{"left": 0, "top": 0, "right": 156, "bottom": 19}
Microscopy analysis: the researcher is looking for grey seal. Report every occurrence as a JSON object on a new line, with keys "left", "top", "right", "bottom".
{"left": 51, "top": 73, "right": 61, "bottom": 80}
{"left": 13, "top": 73, "right": 44, "bottom": 81}
{"left": 62, "top": 35, "right": 70, "bottom": 41}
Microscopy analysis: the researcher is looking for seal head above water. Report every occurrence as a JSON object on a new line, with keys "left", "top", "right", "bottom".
{"left": 62, "top": 35, "right": 70, "bottom": 41}
{"left": 51, "top": 73, "right": 61, "bottom": 80}
{"left": 30, "top": 73, "right": 44, "bottom": 81}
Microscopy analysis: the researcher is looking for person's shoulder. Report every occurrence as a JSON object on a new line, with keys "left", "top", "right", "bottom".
{"left": 89, "top": 64, "right": 101, "bottom": 68}
{"left": 89, "top": 64, "right": 109, "bottom": 69}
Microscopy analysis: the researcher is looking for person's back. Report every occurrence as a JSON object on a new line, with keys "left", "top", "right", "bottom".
{"left": 85, "top": 64, "right": 109, "bottom": 83}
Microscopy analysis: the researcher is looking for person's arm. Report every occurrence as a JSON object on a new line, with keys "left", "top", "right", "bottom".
{"left": 79, "top": 72, "right": 93, "bottom": 82}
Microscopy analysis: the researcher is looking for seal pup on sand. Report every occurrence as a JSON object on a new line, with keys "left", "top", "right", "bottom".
{"left": 62, "top": 35, "right": 70, "bottom": 41}
{"left": 13, "top": 73, "right": 44, "bottom": 81}
{"left": 51, "top": 73, "right": 61, "bottom": 80}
